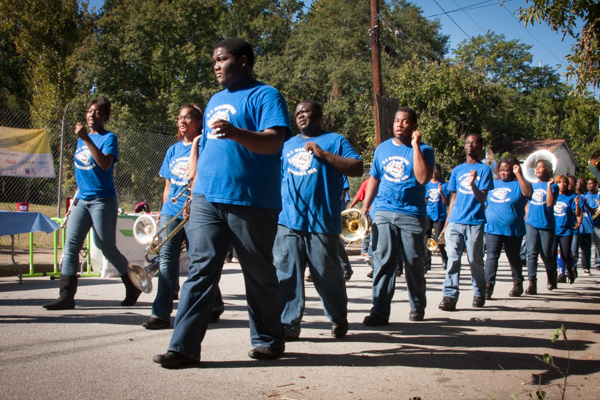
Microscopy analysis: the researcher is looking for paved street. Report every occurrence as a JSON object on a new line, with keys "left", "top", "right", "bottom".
{"left": 1, "top": 253, "right": 599, "bottom": 399}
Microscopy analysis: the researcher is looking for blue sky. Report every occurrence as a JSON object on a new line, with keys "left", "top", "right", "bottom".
{"left": 86, "top": 0, "right": 580, "bottom": 83}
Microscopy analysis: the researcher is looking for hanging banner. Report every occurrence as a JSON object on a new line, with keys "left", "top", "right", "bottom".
{"left": 0, "top": 126, "right": 56, "bottom": 178}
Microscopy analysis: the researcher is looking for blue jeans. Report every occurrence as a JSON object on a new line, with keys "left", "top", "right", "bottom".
{"left": 484, "top": 233, "right": 524, "bottom": 283}
{"left": 525, "top": 223, "right": 556, "bottom": 279}
{"left": 168, "top": 195, "right": 284, "bottom": 360}
{"left": 62, "top": 197, "right": 127, "bottom": 276}
{"left": 273, "top": 226, "right": 347, "bottom": 337}
{"left": 442, "top": 223, "right": 485, "bottom": 299}
{"left": 338, "top": 238, "right": 352, "bottom": 274}
{"left": 592, "top": 227, "right": 600, "bottom": 267}
{"left": 370, "top": 211, "right": 427, "bottom": 318}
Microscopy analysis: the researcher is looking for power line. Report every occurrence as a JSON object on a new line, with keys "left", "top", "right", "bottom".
{"left": 451, "top": 0, "right": 486, "bottom": 34}
{"left": 426, "top": 0, "right": 514, "bottom": 19}
{"left": 433, "top": 0, "right": 471, "bottom": 39}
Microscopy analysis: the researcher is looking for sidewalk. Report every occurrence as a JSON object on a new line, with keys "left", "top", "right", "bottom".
{"left": 1, "top": 254, "right": 599, "bottom": 399}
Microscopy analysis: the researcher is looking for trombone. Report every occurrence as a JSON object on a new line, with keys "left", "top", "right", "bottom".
{"left": 127, "top": 182, "right": 192, "bottom": 294}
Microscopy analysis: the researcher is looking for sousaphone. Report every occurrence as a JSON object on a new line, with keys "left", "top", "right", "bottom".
{"left": 588, "top": 150, "right": 600, "bottom": 219}
{"left": 522, "top": 150, "right": 557, "bottom": 183}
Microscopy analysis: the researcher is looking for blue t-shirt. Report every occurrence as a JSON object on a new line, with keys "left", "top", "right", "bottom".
{"left": 485, "top": 179, "right": 528, "bottom": 237}
{"left": 159, "top": 141, "right": 193, "bottom": 218}
{"left": 342, "top": 175, "right": 350, "bottom": 210}
{"left": 370, "top": 139, "right": 435, "bottom": 218}
{"left": 554, "top": 193, "right": 578, "bottom": 236}
{"left": 447, "top": 162, "right": 494, "bottom": 225}
{"left": 584, "top": 192, "right": 600, "bottom": 227}
{"left": 74, "top": 132, "right": 119, "bottom": 200}
{"left": 279, "top": 132, "right": 361, "bottom": 234}
{"left": 526, "top": 181, "right": 559, "bottom": 229}
{"left": 425, "top": 180, "right": 449, "bottom": 222}
{"left": 193, "top": 81, "right": 292, "bottom": 209}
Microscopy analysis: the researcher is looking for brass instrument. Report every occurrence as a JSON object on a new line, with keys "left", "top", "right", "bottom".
{"left": 426, "top": 229, "right": 445, "bottom": 252}
{"left": 484, "top": 147, "right": 497, "bottom": 178}
{"left": 340, "top": 209, "right": 368, "bottom": 242}
{"left": 588, "top": 150, "right": 600, "bottom": 219}
{"left": 128, "top": 182, "right": 192, "bottom": 294}
{"left": 522, "top": 150, "right": 558, "bottom": 183}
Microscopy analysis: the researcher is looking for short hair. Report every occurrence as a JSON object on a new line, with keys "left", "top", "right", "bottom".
{"left": 499, "top": 156, "right": 519, "bottom": 169}
{"left": 433, "top": 163, "right": 441, "bottom": 170}
{"left": 555, "top": 174, "right": 567, "bottom": 183}
{"left": 297, "top": 100, "right": 322, "bottom": 114}
{"left": 214, "top": 38, "right": 255, "bottom": 69}
{"left": 465, "top": 133, "right": 482, "bottom": 143}
{"left": 86, "top": 97, "right": 111, "bottom": 117}
{"left": 396, "top": 106, "right": 417, "bottom": 123}
{"left": 588, "top": 178, "right": 598, "bottom": 184}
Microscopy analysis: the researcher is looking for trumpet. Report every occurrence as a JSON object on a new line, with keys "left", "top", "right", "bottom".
{"left": 128, "top": 182, "right": 192, "bottom": 293}
{"left": 426, "top": 229, "right": 445, "bottom": 252}
{"left": 340, "top": 209, "right": 368, "bottom": 242}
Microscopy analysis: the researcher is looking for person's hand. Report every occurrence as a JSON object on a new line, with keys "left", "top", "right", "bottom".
{"left": 574, "top": 222, "right": 581, "bottom": 230}
{"left": 468, "top": 170, "right": 478, "bottom": 186}
{"left": 304, "top": 142, "right": 325, "bottom": 158}
{"left": 74, "top": 122, "right": 89, "bottom": 140}
{"left": 438, "top": 183, "right": 443, "bottom": 192}
{"left": 210, "top": 119, "right": 237, "bottom": 139}
{"left": 183, "top": 206, "right": 190, "bottom": 220}
{"left": 548, "top": 177, "right": 554, "bottom": 185}
{"left": 575, "top": 196, "right": 581, "bottom": 205}
{"left": 156, "top": 213, "right": 161, "bottom": 224}
{"left": 513, "top": 164, "right": 522, "bottom": 175}
{"left": 411, "top": 130, "right": 422, "bottom": 147}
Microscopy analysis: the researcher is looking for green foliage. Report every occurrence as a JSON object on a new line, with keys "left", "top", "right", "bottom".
{"left": 518, "top": 0, "right": 600, "bottom": 92}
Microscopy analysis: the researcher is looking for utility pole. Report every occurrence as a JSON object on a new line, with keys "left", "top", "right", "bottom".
{"left": 371, "top": 0, "right": 383, "bottom": 146}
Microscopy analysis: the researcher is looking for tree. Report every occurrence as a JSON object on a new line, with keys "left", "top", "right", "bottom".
{"left": 518, "top": 0, "right": 600, "bottom": 93}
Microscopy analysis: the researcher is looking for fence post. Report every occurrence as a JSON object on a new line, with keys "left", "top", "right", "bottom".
{"left": 56, "top": 102, "right": 71, "bottom": 218}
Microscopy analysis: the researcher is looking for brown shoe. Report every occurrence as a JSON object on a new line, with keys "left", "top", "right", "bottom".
{"left": 525, "top": 278, "right": 537, "bottom": 295}
{"left": 508, "top": 281, "right": 523, "bottom": 297}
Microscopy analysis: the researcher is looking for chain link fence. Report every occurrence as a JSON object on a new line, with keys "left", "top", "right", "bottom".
{"left": 1, "top": 107, "right": 177, "bottom": 248}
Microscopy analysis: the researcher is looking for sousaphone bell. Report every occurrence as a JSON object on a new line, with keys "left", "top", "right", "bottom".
{"left": 340, "top": 208, "right": 368, "bottom": 242}
{"left": 522, "top": 150, "right": 557, "bottom": 183}
{"left": 426, "top": 229, "right": 445, "bottom": 252}
{"left": 588, "top": 150, "right": 600, "bottom": 219}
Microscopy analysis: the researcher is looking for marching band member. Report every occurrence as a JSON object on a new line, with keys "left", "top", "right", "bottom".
{"left": 274, "top": 100, "right": 362, "bottom": 341}
{"left": 439, "top": 134, "right": 493, "bottom": 311}
{"left": 584, "top": 178, "right": 600, "bottom": 273}
{"left": 153, "top": 38, "right": 291, "bottom": 368}
{"left": 360, "top": 107, "right": 434, "bottom": 325}
{"left": 483, "top": 157, "right": 532, "bottom": 299}
{"left": 141, "top": 104, "right": 226, "bottom": 330}
{"left": 424, "top": 164, "right": 449, "bottom": 272}
{"left": 553, "top": 175, "right": 582, "bottom": 284}
{"left": 44, "top": 98, "right": 141, "bottom": 310}
{"left": 524, "top": 159, "right": 558, "bottom": 294}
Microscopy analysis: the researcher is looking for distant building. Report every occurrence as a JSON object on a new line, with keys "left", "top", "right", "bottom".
{"left": 491, "top": 139, "right": 576, "bottom": 178}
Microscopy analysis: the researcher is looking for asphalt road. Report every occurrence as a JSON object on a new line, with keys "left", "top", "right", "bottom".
{"left": 1, "top": 254, "right": 599, "bottom": 400}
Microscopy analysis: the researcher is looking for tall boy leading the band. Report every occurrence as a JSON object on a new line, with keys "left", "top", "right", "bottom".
{"left": 153, "top": 38, "right": 291, "bottom": 368}
{"left": 360, "top": 107, "right": 434, "bottom": 325}
{"left": 439, "top": 134, "right": 493, "bottom": 311}
{"left": 274, "top": 100, "right": 363, "bottom": 340}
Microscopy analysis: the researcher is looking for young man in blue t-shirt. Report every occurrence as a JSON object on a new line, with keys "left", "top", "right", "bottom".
{"left": 439, "top": 134, "right": 494, "bottom": 311}
{"left": 584, "top": 178, "right": 600, "bottom": 271}
{"left": 424, "top": 164, "right": 450, "bottom": 271}
{"left": 274, "top": 100, "right": 363, "bottom": 341}
{"left": 360, "top": 107, "right": 434, "bottom": 326}
{"left": 153, "top": 39, "right": 292, "bottom": 368}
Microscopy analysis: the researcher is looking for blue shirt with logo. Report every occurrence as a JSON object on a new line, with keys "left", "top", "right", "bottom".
{"left": 279, "top": 132, "right": 361, "bottom": 234}
{"left": 526, "top": 181, "right": 559, "bottom": 229}
{"left": 425, "top": 180, "right": 449, "bottom": 222}
{"left": 485, "top": 179, "right": 528, "bottom": 236}
{"left": 74, "top": 132, "right": 119, "bottom": 200}
{"left": 554, "top": 193, "right": 578, "bottom": 236}
{"left": 160, "top": 141, "right": 193, "bottom": 218}
{"left": 194, "top": 81, "right": 292, "bottom": 209}
{"left": 370, "top": 138, "right": 435, "bottom": 219}
{"left": 447, "top": 162, "right": 494, "bottom": 225}
{"left": 584, "top": 192, "right": 600, "bottom": 228}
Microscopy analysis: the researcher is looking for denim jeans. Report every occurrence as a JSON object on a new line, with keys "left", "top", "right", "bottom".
{"left": 525, "top": 223, "right": 556, "bottom": 280}
{"left": 592, "top": 227, "right": 600, "bottom": 267}
{"left": 442, "top": 222, "right": 486, "bottom": 299}
{"left": 168, "top": 195, "right": 285, "bottom": 360}
{"left": 554, "top": 234, "right": 573, "bottom": 273}
{"left": 424, "top": 217, "right": 448, "bottom": 268}
{"left": 361, "top": 234, "right": 370, "bottom": 254}
{"left": 273, "top": 225, "right": 347, "bottom": 337}
{"left": 62, "top": 197, "right": 127, "bottom": 276}
{"left": 338, "top": 238, "right": 352, "bottom": 274}
{"left": 370, "top": 211, "right": 427, "bottom": 318}
{"left": 577, "top": 233, "right": 592, "bottom": 270}
{"left": 484, "top": 233, "right": 524, "bottom": 284}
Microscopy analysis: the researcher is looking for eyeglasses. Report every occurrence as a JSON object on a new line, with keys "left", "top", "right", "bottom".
{"left": 177, "top": 115, "right": 196, "bottom": 122}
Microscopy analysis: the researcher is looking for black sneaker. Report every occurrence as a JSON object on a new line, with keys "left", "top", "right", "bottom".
{"left": 305, "top": 274, "right": 313, "bottom": 282}
{"left": 153, "top": 351, "right": 199, "bottom": 369}
{"left": 362, "top": 313, "right": 389, "bottom": 326}
{"left": 142, "top": 317, "right": 171, "bottom": 330}
{"left": 557, "top": 274, "right": 566, "bottom": 283}
{"left": 248, "top": 346, "right": 285, "bottom": 360}
{"left": 409, "top": 310, "right": 425, "bottom": 321}
{"left": 472, "top": 296, "right": 485, "bottom": 308}
{"left": 331, "top": 320, "right": 349, "bottom": 338}
{"left": 438, "top": 297, "right": 457, "bottom": 311}
{"left": 210, "top": 305, "right": 225, "bottom": 323}
{"left": 366, "top": 269, "right": 373, "bottom": 279}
